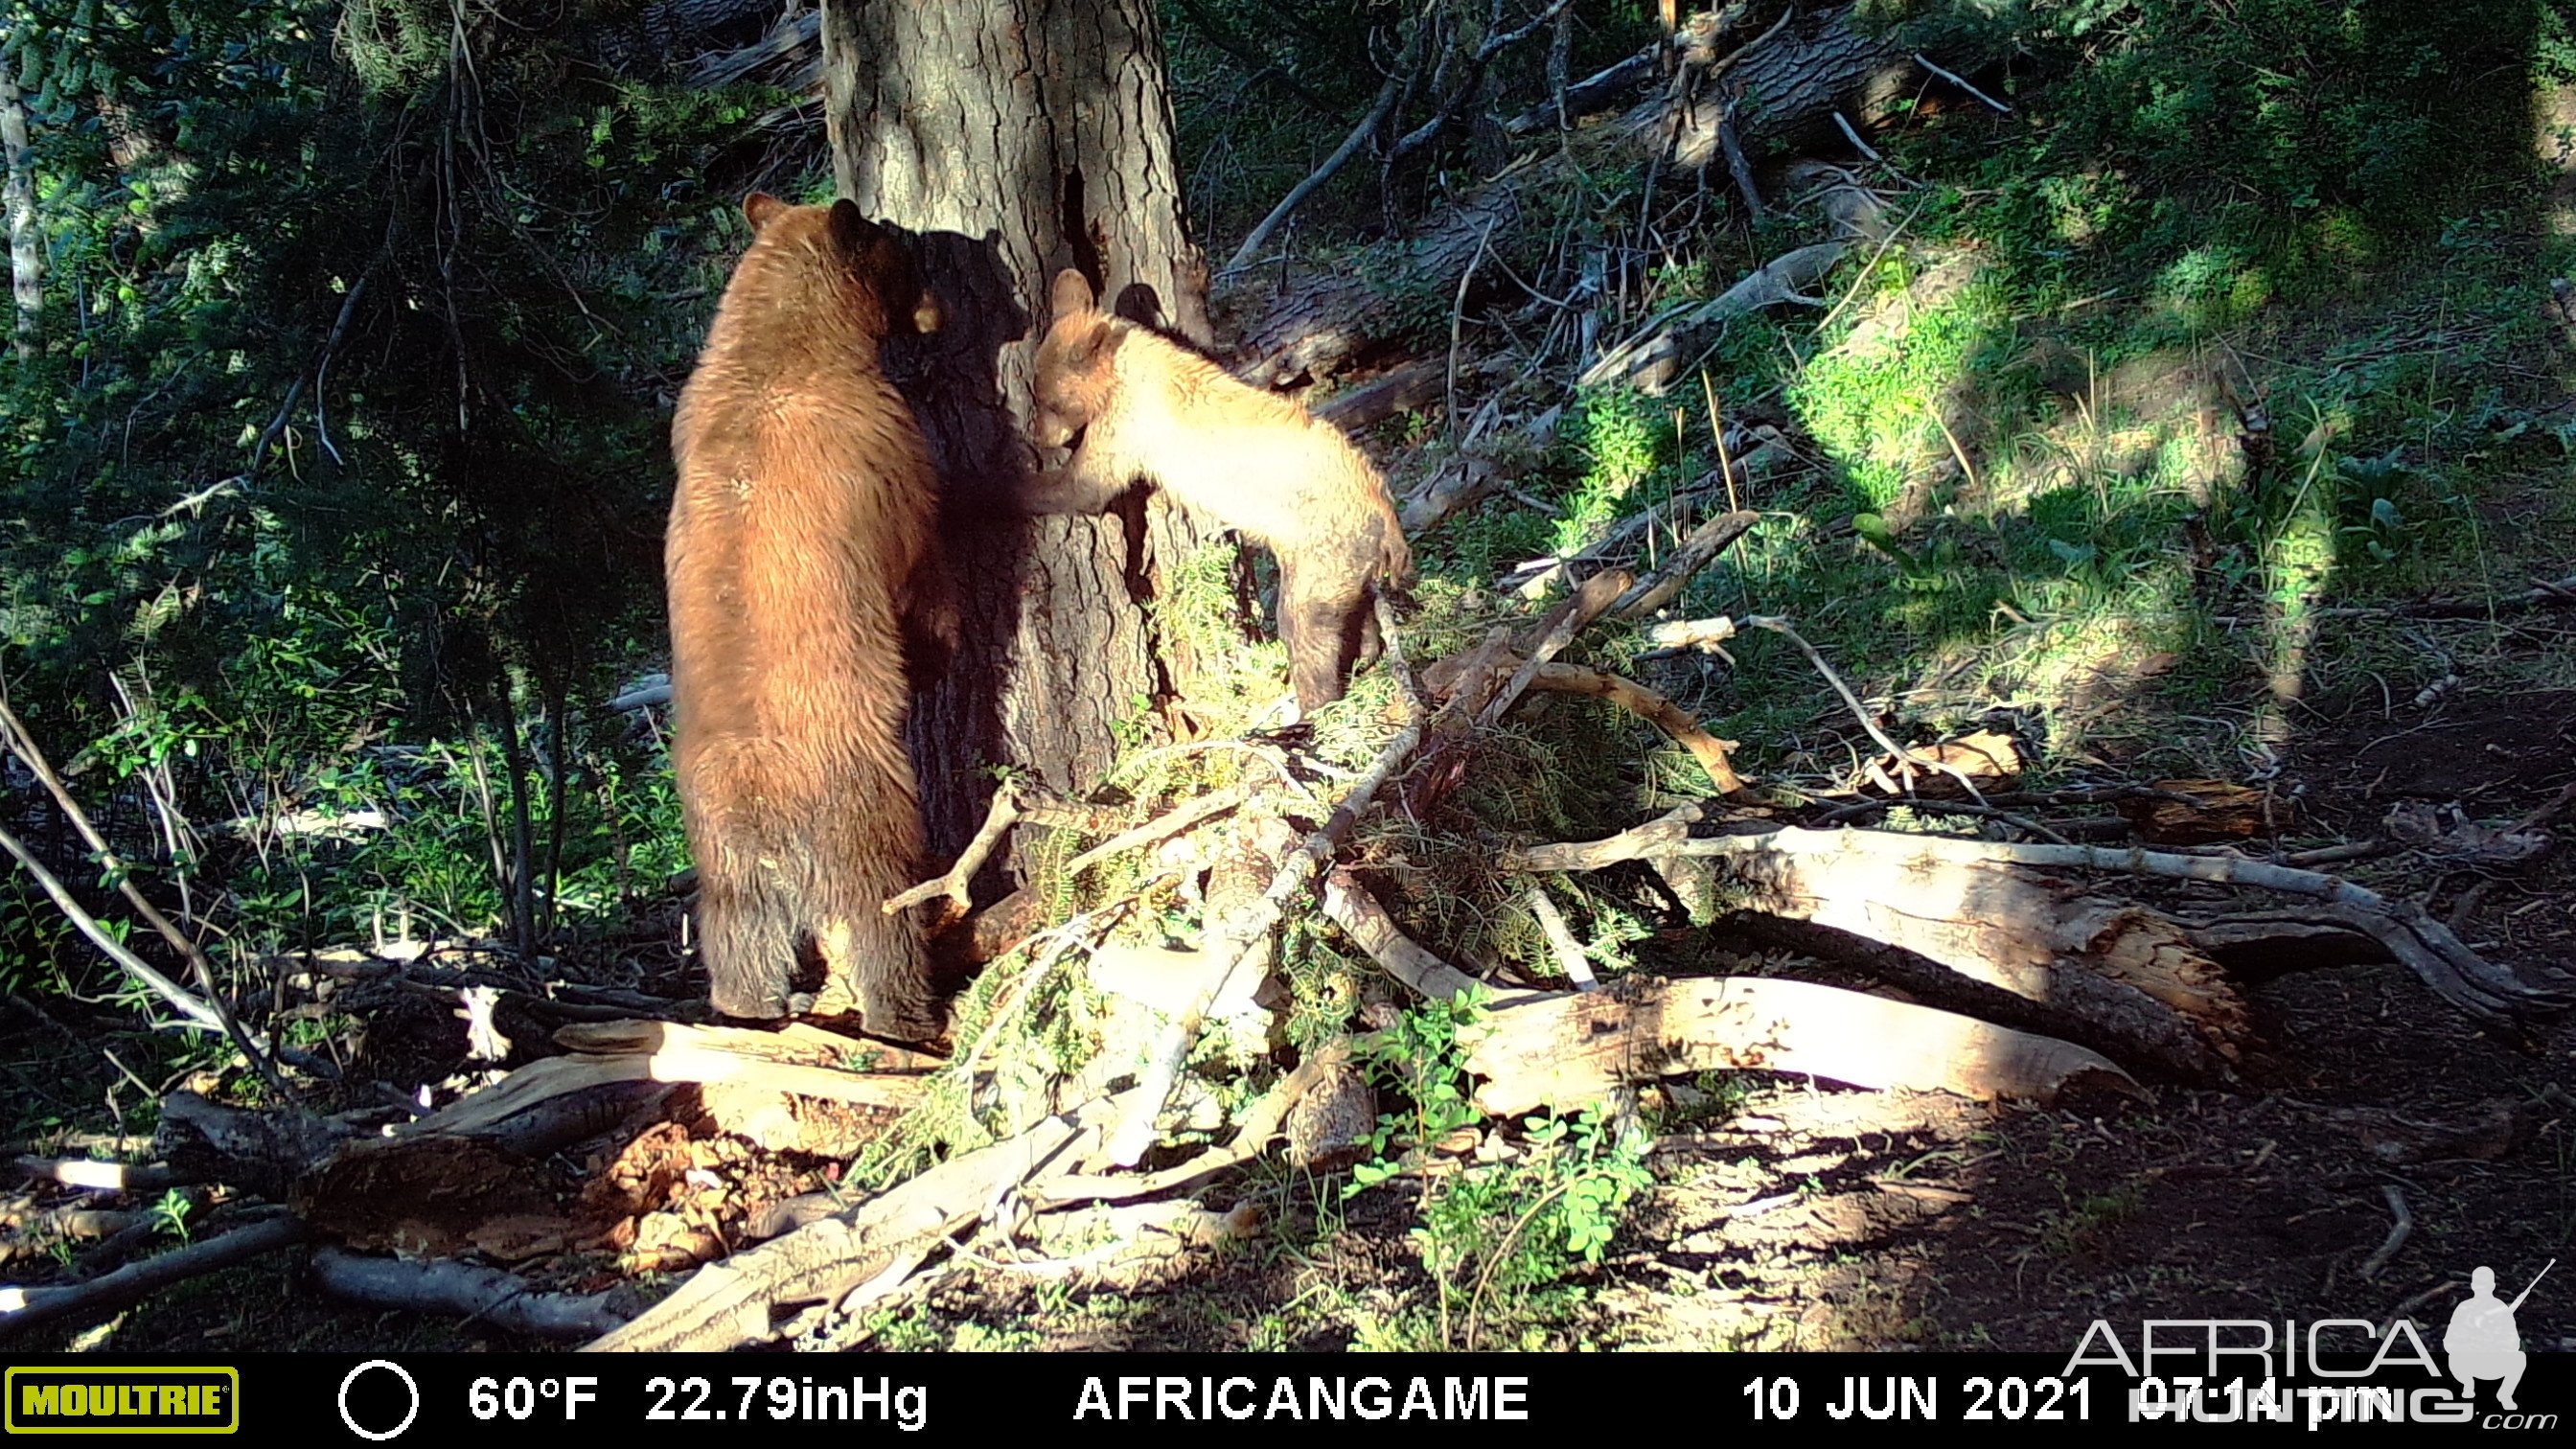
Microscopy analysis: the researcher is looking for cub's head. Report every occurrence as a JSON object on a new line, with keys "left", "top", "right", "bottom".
{"left": 1031, "top": 268, "right": 1122, "bottom": 448}
{"left": 741, "top": 193, "right": 943, "bottom": 336}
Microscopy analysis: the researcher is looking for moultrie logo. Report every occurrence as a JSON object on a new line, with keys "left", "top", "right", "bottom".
{"left": 5, "top": 1367, "right": 239, "bottom": 1434}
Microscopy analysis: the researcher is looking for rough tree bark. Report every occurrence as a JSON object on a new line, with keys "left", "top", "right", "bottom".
{"left": 2, "top": 63, "right": 40, "bottom": 359}
{"left": 821, "top": 0, "right": 1217, "bottom": 878}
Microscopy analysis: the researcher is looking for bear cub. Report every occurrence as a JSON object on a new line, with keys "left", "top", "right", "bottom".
{"left": 1024, "top": 268, "right": 1412, "bottom": 714}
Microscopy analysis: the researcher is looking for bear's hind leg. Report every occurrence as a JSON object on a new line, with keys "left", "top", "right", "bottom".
{"left": 820, "top": 907, "right": 945, "bottom": 1043}
{"left": 695, "top": 857, "right": 801, "bottom": 1020}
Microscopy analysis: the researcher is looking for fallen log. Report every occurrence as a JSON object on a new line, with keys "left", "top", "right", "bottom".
{"left": 1460, "top": 975, "right": 2141, "bottom": 1116}
{"left": 1508, "top": 817, "right": 2243, "bottom": 1080}
{"left": 1513, "top": 819, "right": 2569, "bottom": 1042}
{"left": 1226, "top": 5, "right": 1940, "bottom": 388}
{"left": 1314, "top": 358, "right": 1447, "bottom": 430}
{"left": 0, "top": 1213, "right": 310, "bottom": 1342}
{"left": 309, "top": 1246, "right": 630, "bottom": 1340}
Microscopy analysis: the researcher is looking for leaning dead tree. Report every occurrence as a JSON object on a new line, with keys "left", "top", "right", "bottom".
{"left": 1221, "top": 3, "right": 1951, "bottom": 389}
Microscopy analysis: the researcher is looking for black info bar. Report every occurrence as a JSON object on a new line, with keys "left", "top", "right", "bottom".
{"left": 0, "top": 1352, "right": 2566, "bottom": 1438}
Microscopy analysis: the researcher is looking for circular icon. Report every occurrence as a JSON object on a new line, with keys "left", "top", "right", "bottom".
{"left": 338, "top": 1361, "right": 420, "bottom": 1442}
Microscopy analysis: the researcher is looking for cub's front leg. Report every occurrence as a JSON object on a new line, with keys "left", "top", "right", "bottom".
{"left": 1017, "top": 430, "right": 1141, "bottom": 518}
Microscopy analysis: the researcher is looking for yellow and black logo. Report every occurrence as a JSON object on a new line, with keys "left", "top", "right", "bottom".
{"left": 5, "top": 1368, "right": 238, "bottom": 1435}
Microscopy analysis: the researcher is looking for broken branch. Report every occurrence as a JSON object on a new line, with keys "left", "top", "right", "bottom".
{"left": 1525, "top": 661, "right": 1747, "bottom": 794}
{"left": 884, "top": 781, "right": 1020, "bottom": 928}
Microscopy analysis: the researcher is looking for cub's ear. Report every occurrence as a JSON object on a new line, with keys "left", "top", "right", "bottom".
{"left": 1060, "top": 315, "right": 1116, "bottom": 368}
{"left": 1048, "top": 268, "right": 1098, "bottom": 322}
{"left": 742, "top": 192, "right": 791, "bottom": 231}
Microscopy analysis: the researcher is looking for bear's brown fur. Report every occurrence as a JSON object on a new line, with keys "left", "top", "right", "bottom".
{"left": 1024, "top": 269, "right": 1412, "bottom": 714}
{"left": 664, "top": 193, "right": 955, "bottom": 1041}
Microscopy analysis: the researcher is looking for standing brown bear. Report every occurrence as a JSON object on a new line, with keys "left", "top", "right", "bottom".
{"left": 664, "top": 194, "right": 954, "bottom": 1042}
{"left": 1024, "top": 269, "right": 1413, "bottom": 715}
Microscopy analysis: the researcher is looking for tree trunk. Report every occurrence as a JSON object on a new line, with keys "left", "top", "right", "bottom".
{"left": 2, "top": 65, "right": 40, "bottom": 358}
{"left": 820, "top": 0, "right": 1216, "bottom": 875}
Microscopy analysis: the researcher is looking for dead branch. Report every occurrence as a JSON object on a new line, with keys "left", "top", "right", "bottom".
{"left": 310, "top": 1246, "right": 629, "bottom": 1339}
{"left": 0, "top": 821, "right": 226, "bottom": 1033}
{"left": 1382, "top": 0, "right": 1580, "bottom": 172}
{"left": 1716, "top": 97, "right": 1761, "bottom": 219}
{"left": 1638, "top": 613, "right": 1741, "bottom": 659}
{"left": 1062, "top": 783, "right": 1254, "bottom": 878}
{"left": 1578, "top": 245, "right": 1843, "bottom": 394}
{"left": 13, "top": 1156, "right": 196, "bottom": 1194}
{"left": 1103, "top": 603, "right": 1428, "bottom": 1167}
{"left": 1223, "top": 67, "right": 1409, "bottom": 273}
{"left": 1031, "top": 1044, "right": 1355, "bottom": 1208}
{"left": 1504, "top": 441, "right": 1786, "bottom": 594}
{"left": 2358, "top": 1184, "right": 2412, "bottom": 1280}
{"left": 1748, "top": 615, "right": 1991, "bottom": 806}
{"left": 1913, "top": 52, "right": 2012, "bottom": 113}
{"left": 1525, "top": 661, "right": 1747, "bottom": 794}
{"left": 884, "top": 780, "right": 1020, "bottom": 928}
{"left": 1398, "top": 404, "right": 1561, "bottom": 535}
{"left": 1525, "top": 887, "right": 1598, "bottom": 990}
{"left": 0, "top": 698, "right": 295, "bottom": 1102}
{"left": 0, "top": 1213, "right": 310, "bottom": 1342}
{"left": 1614, "top": 509, "right": 1761, "bottom": 619}
{"left": 410, "top": 1026, "right": 929, "bottom": 1137}
{"left": 1320, "top": 870, "right": 1487, "bottom": 1001}
{"left": 1476, "top": 567, "right": 1635, "bottom": 728}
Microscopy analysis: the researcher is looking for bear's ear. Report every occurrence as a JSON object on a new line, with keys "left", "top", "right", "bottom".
{"left": 1048, "top": 268, "right": 1097, "bottom": 322}
{"left": 826, "top": 198, "right": 881, "bottom": 256}
{"left": 742, "top": 192, "right": 790, "bottom": 231}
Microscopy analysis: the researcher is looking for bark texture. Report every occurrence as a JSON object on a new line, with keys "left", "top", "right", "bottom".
{"left": 821, "top": 0, "right": 1216, "bottom": 874}
{"left": 2, "top": 65, "right": 39, "bottom": 358}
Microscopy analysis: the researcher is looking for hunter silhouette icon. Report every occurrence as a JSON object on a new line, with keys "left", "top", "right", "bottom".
{"left": 2445, "top": 1260, "right": 2552, "bottom": 1411}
